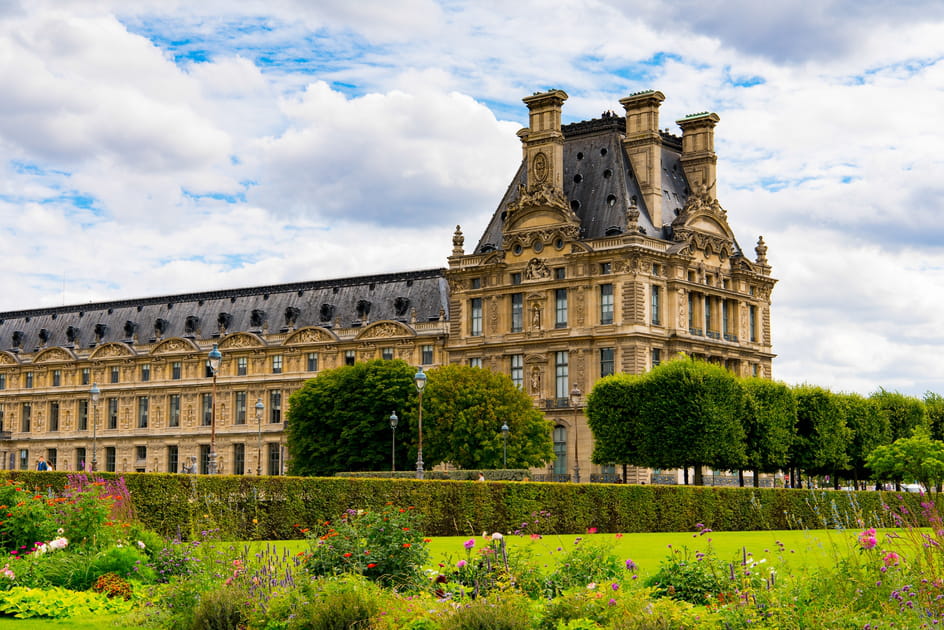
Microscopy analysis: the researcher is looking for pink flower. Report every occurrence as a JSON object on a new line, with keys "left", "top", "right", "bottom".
{"left": 457, "top": 559, "right": 467, "bottom": 568}
{"left": 858, "top": 528, "right": 877, "bottom": 550}
{"left": 463, "top": 539, "right": 475, "bottom": 549}
{"left": 883, "top": 551, "right": 900, "bottom": 566}
{"left": 587, "top": 527, "right": 598, "bottom": 534}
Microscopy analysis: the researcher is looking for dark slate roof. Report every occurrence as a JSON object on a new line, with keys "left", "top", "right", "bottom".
{"left": 0, "top": 269, "right": 449, "bottom": 353}
{"left": 476, "top": 114, "right": 691, "bottom": 253}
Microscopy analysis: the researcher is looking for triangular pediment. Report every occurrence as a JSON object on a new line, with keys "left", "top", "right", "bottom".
{"left": 0, "top": 351, "right": 19, "bottom": 365}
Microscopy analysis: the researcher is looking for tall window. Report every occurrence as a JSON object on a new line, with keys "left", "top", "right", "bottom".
{"left": 421, "top": 345, "right": 433, "bottom": 365}
{"left": 141, "top": 364, "right": 151, "bottom": 382}
{"left": 722, "top": 300, "right": 731, "bottom": 338}
{"left": 18, "top": 449, "right": 28, "bottom": 470}
{"left": 511, "top": 293, "right": 523, "bottom": 332}
{"left": 307, "top": 353, "right": 318, "bottom": 371}
{"left": 651, "top": 285, "right": 661, "bottom": 325}
{"left": 750, "top": 305, "right": 758, "bottom": 342}
{"left": 78, "top": 400, "right": 88, "bottom": 431}
{"left": 172, "top": 362, "right": 182, "bottom": 380}
{"left": 110, "top": 366, "right": 119, "bottom": 384}
{"left": 201, "top": 394, "right": 212, "bottom": 427}
{"left": 600, "top": 348, "right": 615, "bottom": 378}
{"left": 688, "top": 292, "right": 695, "bottom": 330}
{"left": 25, "top": 372, "right": 33, "bottom": 388}
{"left": 511, "top": 272, "right": 522, "bottom": 285}
{"left": 469, "top": 358, "right": 482, "bottom": 368}
{"left": 382, "top": 347, "right": 394, "bottom": 360}
{"left": 652, "top": 348, "right": 662, "bottom": 368}
{"left": 270, "top": 391, "right": 282, "bottom": 424}
{"left": 555, "top": 289, "right": 568, "bottom": 328}
{"left": 135, "top": 445, "right": 147, "bottom": 471}
{"left": 510, "top": 354, "right": 523, "bottom": 389}
{"left": 0, "top": 374, "right": 5, "bottom": 390}
{"left": 555, "top": 351, "right": 569, "bottom": 399}
{"left": 272, "top": 355, "right": 283, "bottom": 374}
{"left": 168, "top": 394, "right": 180, "bottom": 428}
{"left": 47, "top": 448, "right": 58, "bottom": 470}
{"left": 167, "top": 445, "right": 179, "bottom": 473}
{"left": 600, "top": 284, "right": 614, "bottom": 325}
{"left": 345, "top": 350, "right": 355, "bottom": 366}
{"left": 107, "top": 398, "right": 118, "bottom": 429}
{"left": 233, "top": 443, "right": 246, "bottom": 475}
{"left": 237, "top": 357, "right": 248, "bottom": 376}
{"left": 81, "top": 368, "right": 90, "bottom": 385}
{"left": 52, "top": 370, "right": 62, "bottom": 387}
{"left": 470, "top": 298, "right": 483, "bottom": 336}
{"left": 235, "top": 391, "right": 247, "bottom": 425}
{"left": 200, "top": 445, "right": 211, "bottom": 475}
{"left": 600, "top": 262, "right": 612, "bottom": 275}
{"left": 105, "top": 447, "right": 116, "bottom": 473}
{"left": 76, "top": 447, "right": 86, "bottom": 471}
{"left": 704, "top": 296, "right": 712, "bottom": 332}
{"left": 267, "top": 443, "right": 281, "bottom": 476}
{"left": 138, "top": 397, "right": 149, "bottom": 429}
{"left": 49, "top": 402, "right": 60, "bottom": 432}
{"left": 21, "top": 403, "right": 31, "bottom": 432}
{"left": 553, "top": 426, "right": 568, "bottom": 476}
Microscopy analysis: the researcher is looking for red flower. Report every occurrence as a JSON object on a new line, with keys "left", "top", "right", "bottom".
{"left": 367, "top": 563, "right": 377, "bottom": 568}
{"left": 343, "top": 552, "right": 352, "bottom": 557}
{"left": 402, "top": 543, "right": 412, "bottom": 548}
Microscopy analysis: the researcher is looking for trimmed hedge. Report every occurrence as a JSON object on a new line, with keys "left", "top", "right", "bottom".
{"left": 3, "top": 471, "right": 930, "bottom": 540}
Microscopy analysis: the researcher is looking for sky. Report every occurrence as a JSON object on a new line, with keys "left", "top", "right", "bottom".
{"left": 0, "top": 0, "right": 942, "bottom": 397}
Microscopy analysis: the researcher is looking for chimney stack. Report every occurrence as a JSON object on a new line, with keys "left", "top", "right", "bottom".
{"left": 676, "top": 112, "right": 721, "bottom": 199}
{"left": 620, "top": 90, "right": 666, "bottom": 229}
{"left": 520, "top": 90, "right": 568, "bottom": 192}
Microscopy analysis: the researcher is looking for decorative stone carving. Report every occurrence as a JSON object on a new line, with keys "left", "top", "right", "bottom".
{"left": 286, "top": 327, "right": 335, "bottom": 344}
{"left": 755, "top": 236, "right": 768, "bottom": 266}
{"left": 452, "top": 225, "right": 464, "bottom": 256}
{"left": 34, "top": 348, "right": 73, "bottom": 363}
{"left": 506, "top": 182, "right": 569, "bottom": 216}
{"left": 358, "top": 322, "right": 409, "bottom": 339}
{"left": 488, "top": 297, "right": 498, "bottom": 334}
{"left": 529, "top": 366, "right": 542, "bottom": 395}
{"left": 91, "top": 343, "right": 133, "bottom": 359}
{"left": 219, "top": 333, "right": 262, "bottom": 349}
{"left": 525, "top": 258, "right": 550, "bottom": 280}
{"left": 677, "top": 289, "right": 686, "bottom": 327}
{"left": 152, "top": 338, "right": 196, "bottom": 354}
{"left": 0, "top": 352, "right": 16, "bottom": 365}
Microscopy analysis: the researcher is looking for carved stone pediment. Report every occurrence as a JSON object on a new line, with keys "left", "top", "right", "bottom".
{"left": 285, "top": 327, "right": 338, "bottom": 345}
{"left": 0, "top": 351, "right": 18, "bottom": 365}
{"left": 506, "top": 182, "right": 570, "bottom": 217}
{"left": 34, "top": 347, "right": 76, "bottom": 363}
{"left": 89, "top": 342, "right": 135, "bottom": 359}
{"left": 524, "top": 353, "right": 547, "bottom": 364}
{"left": 672, "top": 187, "right": 736, "bottom": 254}
{"left": 150, "top": 338, "right": 199, "bottom": 355}
{"left": 356, "top": 321, "right": 413, "bottom": 340}
{"left": 219, "top": 332, "right": 265, "bottom": 350}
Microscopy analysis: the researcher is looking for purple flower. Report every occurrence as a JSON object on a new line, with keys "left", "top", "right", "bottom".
{"left": 611, "top": 582, "right": 620, "bottom": 591}
{"left": 625, "top": 559, "right": 638, "bottom": 571}
{"left": 463, "top": 539, "right": 475, "bottom": 550}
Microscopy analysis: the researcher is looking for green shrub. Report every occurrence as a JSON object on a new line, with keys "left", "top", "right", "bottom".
{"left": 190, "top": 584, "right": 250, "bottom": 630}
{"left": 265, "top": 576, "right": 383, "bottom": 630}
{"left": 439, "top": 594, "right": 536, "bottom": 630}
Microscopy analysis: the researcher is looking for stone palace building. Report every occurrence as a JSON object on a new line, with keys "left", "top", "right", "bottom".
{"left": 0, "top": 89, "right": 775, "bottom": 481}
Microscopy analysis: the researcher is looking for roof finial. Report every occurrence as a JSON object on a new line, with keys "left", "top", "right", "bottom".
{"left": 452, "top": 225, "right": 464, "bottom": 256}
{"left": 755, "top": 236, "right": 768, "bottom": 266}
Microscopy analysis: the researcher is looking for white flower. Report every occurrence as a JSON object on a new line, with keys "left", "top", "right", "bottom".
{"left": 56, "top": 528, "right": 64, "bottom": 535}
{"left": 491, "top": 532, "right": 503, "bottom": 540}
{"left": 137, "top": 540, "right": 146, "bottom": 549}
{"left": 33, "top": 544, "right": 47, "bottom": 555}
{"left": 48, "top": 537, "right": 69, "bottom": 550}
{"left": 587, "top": 582, "right": 597, "bottom": 590}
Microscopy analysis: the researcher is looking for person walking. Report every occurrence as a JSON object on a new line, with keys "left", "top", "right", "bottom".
{"left": 36, "top": 456, "right": 49, "bottom": 471}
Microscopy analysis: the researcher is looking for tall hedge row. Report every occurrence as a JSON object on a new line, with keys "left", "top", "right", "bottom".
{"left": 3, "top": 471, "right": 929, "bottom": 540}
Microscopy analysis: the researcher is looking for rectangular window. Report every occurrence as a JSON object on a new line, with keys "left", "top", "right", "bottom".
{"left": 52, "top": 370, "right": 61, "bottom": 387}
{"left": 47, "top": 448, "right": 57, "bottom": 470}
{"left": 105, "top": 447, "right": 116, "bottom": 473}
{"left": 688, "top": 292, "right": 696, "bottom": 331}
{"left": 107, "top": 398, "right": 118, "bottom": 429}
{"left": 750, "top": 305, "right": 758, "bottom": 342}
{"left": 81, "top": 368, "right": 90, "bottom": 385}
{"left": 600, "top": 262, "right": 611, "bottom": 275}
{"left": 651, "top": 285, "right": 661, "bottom": 325}
{"left": 511, "top": 272, "right": 522, "bottom": 285}
{"left": 421, "top": 345, "right": 433, "bottom": 365}
{"left": 235, "top": 391, "right": 247, "bottom": 425}
{"left": 138, "top": 397, "right": 149, "bottom": 429}
{"left": 704, "top": 296, "right": 712, "bottom": 332}
{"left": 0, "top": 374, "right": 5, "bottom": 390}
{"left": 469, "top": 358, "right": 482, "bottom": 368}
{"left": 201, "top": 394, "right": 212, "bottom": 427}
{"left": 168, "top": 394, "right": 180, "bottom": 428}
{"left": 553, "top": 426, "right": 567, "bottom": 476}
{"left": 135, "top": 445, "right": 147, "bottom": 471}
{"left": 25, "top": 372, "right": 33, "bottom": 389}
{"left": 76, "top": 447, "right": 86, "bottom": 471}
{"left": 555, "top": 351, "right": 569, "bottom": 399}
{"left": 554, "top": 267, "right": 566, "bottom": 280}
{"left": 21, "top": 403, "right": 31, "bottom": 432}
{"left": 270, "top": 390, "right": 282, "bottom": 424}
{"left": 49, "top": 402, "right": 60, "bottom": 432}
{"left": 141, "top": 364, "right": 151, "bottom": 382}
{"left": 652, "top": 348, "right": 662, "bottom": 368}
{"left": 172, "top": 362, "right": 182, "bottom": 380}
{"left": 470, "top": 298, "right": 483, "bottom": 336}
{"left": 167, "top": 445, "right": 179, "bottom": 474}
{"left": 600, "top": 284, "right": 614, "bottom": 325}
{"left": 722, "top": 300, "right": 730, "bottom": 337}
{"left": 110, "top": 366, "right": 119, "bottom": 384}
{"left": 272, "top": 355, "right": 283, "bottom": 374}
{"left": 200, "top": 445, "right": 211, "bottom": 475}
{"left": 233, "top": 443, "right": 245, "bottom": 475}
{"left": 78, "top": 400, "right": 88, "bottom": 431}
{"left": 382, "top": 347, "right": 394, "bottom": 360}
{"left": 18, "top": 449, "right": 28, "bottom": 470}
{"left": 510, "top": 354, "right": 523, "bottom": 389}
{"left": 555, "top": 289, "right": 568, "bottom": 328}
{"left": 600, "top": 348, "right": 615, "bottom": 378}
{"left": 307, "top": 352, "right": 318, "bottom": 371}
{"left": 268, "top": 443, "right": 281, "bottom": 476}
{"left": 345, "top": 350, "right": 355, "bottom": 366}
{"left": 471, "top": 277, "right": 481, "bottom": 289}
{"left": 511, "top": 293, "right": 523, "bottom": 332}
{"left": 237, "top": 357, "right": 247, "bottom": 376}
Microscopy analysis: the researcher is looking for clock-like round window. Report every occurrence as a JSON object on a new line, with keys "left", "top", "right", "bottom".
{"left": 513, "top": 244, "right": 523, "bottom": 255}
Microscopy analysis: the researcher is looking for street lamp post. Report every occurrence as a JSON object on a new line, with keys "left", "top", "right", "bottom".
{"left": 90, "top": 383, "right": 101, "bottom": 472}
{"left": 255, "top": 397, "right": 264, "bottom": 475}
{"left": 570, "top": 385, "right": 581, "bottom": 483}
{"left": 207, "top": 344, "right": 222, "bottom": 474}
{"left": 414, "top": 367, "right": 427, "bottom": 480}
{"left": 501, "top": 422, "right": 509, "bottom": 468}
{"left": 390, "top": 411, "right": 398, "bottom": 472}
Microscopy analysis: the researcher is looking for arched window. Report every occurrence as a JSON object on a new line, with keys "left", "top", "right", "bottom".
{"left": 553, "top": 425, "right": 568, "bottom": 476}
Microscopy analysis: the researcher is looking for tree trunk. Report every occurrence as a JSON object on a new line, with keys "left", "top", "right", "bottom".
{"left": 833, "top": 475, "right": 840, "bottom": 490}
{"left": 683, "top": 467, "right": 689, "bottom": 485}
{"left": 753, "top": 468, "right": 761, "bottom": 487}
{"left": 622, "top": 463, "right": 628, "bottom": 484}
{"left": 738, "top": 470, "right": 745, "bottom": 487}
{"left": 693, "top": 465, "right": 703, "bottom": 486}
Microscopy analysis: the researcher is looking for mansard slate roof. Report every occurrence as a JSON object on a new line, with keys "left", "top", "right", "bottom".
{"left": 0, "top": 269, "right": 449, "bottom": 353}
{"left": 476, "top": 114, "right": 699, "bottom": 252}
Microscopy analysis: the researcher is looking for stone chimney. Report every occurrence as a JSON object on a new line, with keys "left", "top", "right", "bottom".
{"left": 676, "top": 112, "right": 721, "bottom": 200}
{"left": 620, "top": 90, "right": 666, "bottom": 229}
{"left": 520, "top": 90, "right": 568, "bottom": 192}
